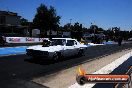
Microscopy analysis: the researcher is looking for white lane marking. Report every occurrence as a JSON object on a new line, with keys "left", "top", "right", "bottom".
{"left": 69, "top": 51, "right": 132, "bottom": 88}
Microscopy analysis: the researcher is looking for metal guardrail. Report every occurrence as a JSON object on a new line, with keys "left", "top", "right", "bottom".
{"left": 115, "top": 66, "right": 132, "bottom": 88}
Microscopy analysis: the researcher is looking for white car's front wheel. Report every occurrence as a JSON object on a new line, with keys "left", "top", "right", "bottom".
{"left": 52, "top": 52, "right": 60, "bottom": 61}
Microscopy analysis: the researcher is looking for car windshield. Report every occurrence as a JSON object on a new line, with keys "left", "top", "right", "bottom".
{"left": 50, "top": 39, "right": 66, "bottom": 46}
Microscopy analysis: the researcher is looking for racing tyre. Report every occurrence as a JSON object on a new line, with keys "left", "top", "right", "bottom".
{"left": 78, "top": 49, "right": 84, "bottom": 56}
{"left": 53, "top": 52, "right": 60, "bottom": 61}
{"left": 31, "top": 56, "right": 39, "bottom": 61}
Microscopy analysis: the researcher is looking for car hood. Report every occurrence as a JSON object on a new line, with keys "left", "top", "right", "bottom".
{"left": 27, "top": 45, "right": 63, "bottom": 52}
{"left": 79, "top": 44, "right": 87, "bottom": 47}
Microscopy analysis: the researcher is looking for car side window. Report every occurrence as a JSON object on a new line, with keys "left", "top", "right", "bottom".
{"left": 66, "top": 40, "right": 75, "bottom": 46}
{"left": 51, "top": 39, "right": 66, "bottom": 46}
{"left": 62, "top": 39, "right": 66, "bottom": 45}
{"left": 74, "top": 41, "right": 77, "bottom": 45}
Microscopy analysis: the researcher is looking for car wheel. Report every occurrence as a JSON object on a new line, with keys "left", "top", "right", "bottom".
{"left": 78, "top": 49, "right": 84, "bottom": 56}
{"left": 53, "top": 52, "right": 60, "bottom": 61}
{"left": 76, "top": 75, "right": 87, "bottom": 85}
{"left": 32, "top": 56, "right": 40, "bottom": 59}
{"left": 31, "top": 57, "right": 37, "bottom": 61}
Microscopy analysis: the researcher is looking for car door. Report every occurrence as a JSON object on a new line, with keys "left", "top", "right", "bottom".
{"left": 64, "top": 40, "right": 76, "bottom": 56}
{"left": 73, "top": 40, "right": 80, "bottom": 55}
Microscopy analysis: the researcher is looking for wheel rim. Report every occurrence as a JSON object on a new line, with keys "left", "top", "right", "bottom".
{"left": 53, "top": 53, "right": 59, "bottom": 61}
{"left": 78, "top": 50, "right": 83, "bottom": 56}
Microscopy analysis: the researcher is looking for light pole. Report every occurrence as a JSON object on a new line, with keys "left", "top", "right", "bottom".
{"left": 69, "top": 19, "right": 72, "bottom": 38}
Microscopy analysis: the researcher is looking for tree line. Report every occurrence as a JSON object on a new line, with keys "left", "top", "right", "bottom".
{"left": 20, "top": 3, "right": 132, "bottom": 41}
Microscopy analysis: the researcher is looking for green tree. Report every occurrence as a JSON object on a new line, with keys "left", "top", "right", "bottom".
{"left": 20, "top": 18, "right": 28, "bottom": 26}
{"left": 90, "top": 25, "right": 98, "bottom": 34}
{"left": 129, "top": 30, "right": 132, "bottom": 38}
{"left": 71, "top": 22, "right": 83, "bottom": 41}
{"left": 33, "top": 4, "right": 61, "bottom": 37}
{"left": 63, "top": 23, "right": 72, "bottom": 31}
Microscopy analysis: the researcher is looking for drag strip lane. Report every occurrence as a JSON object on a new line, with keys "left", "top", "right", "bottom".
{"left": 0, "top": 44, "right": 132, "bottom": 88}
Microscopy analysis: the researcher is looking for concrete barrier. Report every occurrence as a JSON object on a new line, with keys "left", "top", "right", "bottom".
{"left": 114, "top": 66, "right": 132, "bottom": 88}
{"left": 0, "top": 46, "right": 27, "bottom": 56}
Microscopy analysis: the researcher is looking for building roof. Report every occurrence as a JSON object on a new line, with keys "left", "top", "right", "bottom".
{"left": 0, "top": 10, "right": 21, "bottom": 17}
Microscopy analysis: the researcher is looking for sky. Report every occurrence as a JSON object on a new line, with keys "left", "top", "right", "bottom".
{"left": 0, "top": 0, "right": 132, "bottom": 30}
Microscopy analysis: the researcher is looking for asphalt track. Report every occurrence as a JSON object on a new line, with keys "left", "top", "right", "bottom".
{"left": 0, "top": 44, "right": 132, "bottom": 88}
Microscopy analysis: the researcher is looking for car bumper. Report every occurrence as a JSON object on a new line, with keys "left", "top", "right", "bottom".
{"left": 26, "top": 49, "right": 50, "bottom": 58}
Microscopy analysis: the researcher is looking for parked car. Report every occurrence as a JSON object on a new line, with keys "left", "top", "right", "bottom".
{"left": 26, "top": 38, "right": 87, "bottom": 61}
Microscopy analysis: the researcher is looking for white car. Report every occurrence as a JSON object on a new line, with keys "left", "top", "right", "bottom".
{"left": 26, "top": 38, "right": 87, "bottom": 61}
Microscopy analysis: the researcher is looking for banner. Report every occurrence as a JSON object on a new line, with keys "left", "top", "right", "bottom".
{"left": 8, "top": 37, "right": 21, "bottom": 43}
{"left": 26, "top": 38, "right": 35, "bottom": 42}
{"left": 6, "top": 37, "right": 48, "bottom": 43}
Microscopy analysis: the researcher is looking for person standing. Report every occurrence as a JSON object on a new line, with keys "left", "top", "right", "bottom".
{"left": 118, "top": 36, "right": 122, "bottom": 46}
{"left": 0, "top": 36, "right": 6, "bottom": 46}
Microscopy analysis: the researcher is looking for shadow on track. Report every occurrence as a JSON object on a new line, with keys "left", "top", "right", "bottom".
{"left": 24, "top": 55, "right": 81, "bottom": 65}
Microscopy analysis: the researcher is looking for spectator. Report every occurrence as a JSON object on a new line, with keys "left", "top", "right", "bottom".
{"left": 105, "top": 35, "right": 109, "bottom": 42}
{"left": 118, "top": 36, "right": 122, "bottom": 46}
{"left": 0, "top": 36, "right": 6, "bottom": 46}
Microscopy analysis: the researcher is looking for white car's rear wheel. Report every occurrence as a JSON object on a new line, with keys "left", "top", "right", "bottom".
{"left": 78, "top": 49, "right": 84, "bottom": 56}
